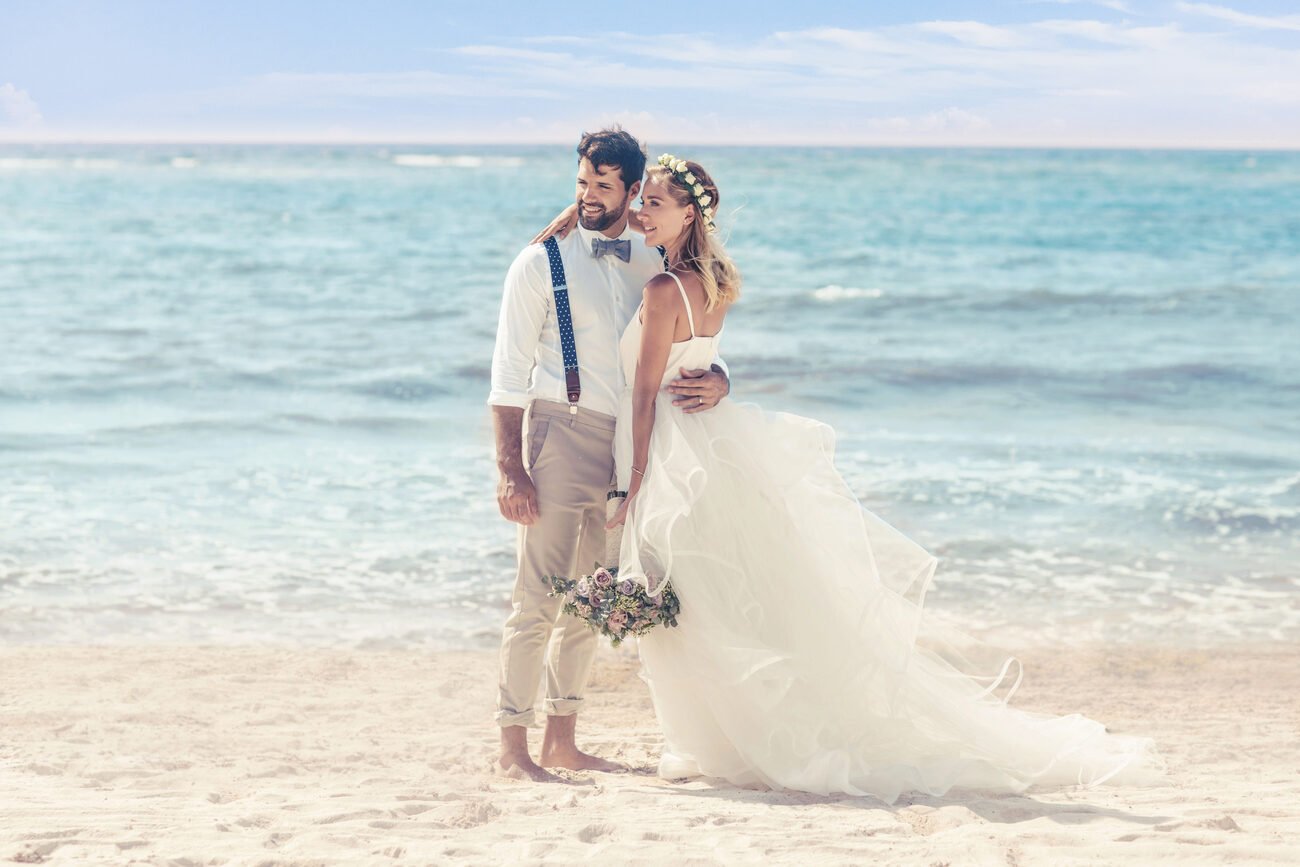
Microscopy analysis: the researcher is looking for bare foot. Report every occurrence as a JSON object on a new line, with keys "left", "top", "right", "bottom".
{"left": 498, "top": 751, "right": 563, "bottom": 782}
{"left": 540, "top": 746, "right": 627, "bottom": 773}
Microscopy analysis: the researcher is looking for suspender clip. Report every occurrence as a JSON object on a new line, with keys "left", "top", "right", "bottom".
{"left": 565, "top": 370, "right": 581, "bottom": 414}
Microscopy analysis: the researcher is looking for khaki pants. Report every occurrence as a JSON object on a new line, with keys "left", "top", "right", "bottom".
{"left": 495, "top": 399, "right": 616, "bottom": 727}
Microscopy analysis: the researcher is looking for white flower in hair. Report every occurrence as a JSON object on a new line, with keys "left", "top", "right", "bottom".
{"left": 684, "top": 172, "right": 696, "bottom": 184}
{"left": 674, "top": 160, "right": 687, "bottom": 173}
{"left": 693, "top": 184, "right": 704, "bottom": 196}
{"left": 699, "top": 194, "right": 712, "bottom": 207}
{"left": 703, "top": 207, "right": 714, "bottom": 217}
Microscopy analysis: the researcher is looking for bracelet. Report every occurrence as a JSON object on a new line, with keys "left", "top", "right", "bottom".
{"left": 631, "top": 466, "right": 645, "bottom": 476}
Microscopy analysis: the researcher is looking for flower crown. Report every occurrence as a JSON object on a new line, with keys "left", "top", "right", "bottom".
{"left": 656, "top": 153, "right": 717, "bottom": 233}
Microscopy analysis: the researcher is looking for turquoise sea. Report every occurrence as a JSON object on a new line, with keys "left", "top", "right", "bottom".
{"left": 2, "top": 144, "right": 1298, "bottom": 647}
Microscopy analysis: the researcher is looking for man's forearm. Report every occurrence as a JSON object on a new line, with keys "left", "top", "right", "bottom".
{"left": 491, "top": 405, "right": 527, "bottom": 473}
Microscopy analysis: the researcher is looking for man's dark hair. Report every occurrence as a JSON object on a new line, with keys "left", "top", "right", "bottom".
{"left": 576, "top": 125, "right": 646, "bottom": 190}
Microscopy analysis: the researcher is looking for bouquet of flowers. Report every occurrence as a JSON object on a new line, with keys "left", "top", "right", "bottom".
{"left": 547, "top": 565, "right": 680, "bottom": 647}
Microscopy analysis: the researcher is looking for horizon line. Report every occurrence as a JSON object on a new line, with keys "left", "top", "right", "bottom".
{"left": 2, "top": 135, "right": 1299, "bottom": 152}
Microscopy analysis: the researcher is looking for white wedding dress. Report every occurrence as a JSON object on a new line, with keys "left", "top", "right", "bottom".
{"left": 612, "top": 273, "right": 1165, "bottom": 803}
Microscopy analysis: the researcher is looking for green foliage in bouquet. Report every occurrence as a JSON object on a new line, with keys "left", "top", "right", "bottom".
{"left": 546, "top": 564, "right": 680, "bottom": 647}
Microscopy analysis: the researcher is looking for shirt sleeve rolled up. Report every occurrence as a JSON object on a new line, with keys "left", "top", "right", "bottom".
{"left": 487, "top": 247, "right": 550, "bottom": 409}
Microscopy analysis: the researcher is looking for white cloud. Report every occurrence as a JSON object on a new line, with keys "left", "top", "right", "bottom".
{"left": 233, "top": 70, "right": 513, "bottom": 102}
{"left": 1028, "top": 0, "right": 1134, "bottom": 13}
{"left": 210, "top": 17, "right": 1300, "bottom": 145}
{"left": 866, "top": 107, "right": 993, "bottom": 134}
{"left": 201, "top": 20, "right": 1300, "bottom": 144}
{"left": 0, "top": 83, "right": 43, "bottom": 126}
{"left": 1177, "top": 3, "right": 1300, "bottom": 32}
{"left": 1048, "top": 87, "right": 1127, "bottom": 97}
{"left": 16, "top": 8, "right": 1299, "bottom": 146}
{"left": 917, "top": 20, "right": 1026, "bottom": 48}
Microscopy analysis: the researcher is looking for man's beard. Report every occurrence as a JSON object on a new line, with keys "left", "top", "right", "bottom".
{"left": 577, "top": 198, "right": 626, "bottom": 232}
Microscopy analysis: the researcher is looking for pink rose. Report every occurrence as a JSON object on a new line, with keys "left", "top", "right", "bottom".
{"left": 607, "top": 611, "right": 628, "bottom": 630}
{"left": 618, "top": 579, "right": 636, "bottom": 595}
{"left": 593, "top": 568, "right": 614, "bottom": 588}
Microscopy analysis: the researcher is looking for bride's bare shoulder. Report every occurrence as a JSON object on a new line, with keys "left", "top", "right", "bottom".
{"left": 641, "top": 273, "right": 682, "bottom": 307}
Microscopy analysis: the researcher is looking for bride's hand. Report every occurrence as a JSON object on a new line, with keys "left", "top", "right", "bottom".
{"left": 605, "top": 487, "right": 638, "bottom": 529}
{"left": 605, "top": 500, "right": 628, "bottom": 530}
{"left": 530, "top": 203, "right": 579, "bottom": 244}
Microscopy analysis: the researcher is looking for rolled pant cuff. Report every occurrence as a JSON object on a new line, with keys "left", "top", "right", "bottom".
{"left": 494, "top": 707, "right": 537, "bottom": 728}
{"left": 542, "top": 696, "right": 584, "bottom": 717}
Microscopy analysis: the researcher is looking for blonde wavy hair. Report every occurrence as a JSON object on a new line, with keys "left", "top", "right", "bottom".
{"left": 645, "top": 160, "right": 741, "bottom": 313}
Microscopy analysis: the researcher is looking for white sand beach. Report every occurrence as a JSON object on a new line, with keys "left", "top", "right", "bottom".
{"left": 2, "top": 641, "right": 1297, "bottom": 865}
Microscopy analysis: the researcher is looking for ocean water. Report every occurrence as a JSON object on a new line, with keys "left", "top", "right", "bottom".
{"left": 2, "top": 144, "right": 1298, "bottom": 649}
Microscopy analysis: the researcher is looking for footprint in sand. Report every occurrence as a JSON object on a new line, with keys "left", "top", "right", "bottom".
{"left": 901, "top": 805, "right": 983, "bottom": 836}
{"left": 395, "top": 791, "right": 449, "bottom": 802}
{"left": 448, "top": 800, "right": 502, "bottom": 828}
{"left": 561, "top": 790, "right": 596, "bottom": 808}
{"left": 21, "top": 763, "right": 62, "bottom": 776}
{"left": 13, "top": 841, "right": 63, "bottom": 863}
{"left": 263, "top": 831, "right": 293, "bottom": 849}
{"left": 247, "top": 764, "right": 300, "bottom": 779}
{"left": 235, "top": 814, "right": 272, "bottom": 829}
{"left": 315, "top": 809, "right": 385, "bottom": 825}
{"left": 1155, "top": 815, "right": 1242, "bottom": 833}
{"left": 397, "top": 802, "right": 435, "bottom": 816}
{"left": 576, "top": 822, "right": 618, "bottom": 843}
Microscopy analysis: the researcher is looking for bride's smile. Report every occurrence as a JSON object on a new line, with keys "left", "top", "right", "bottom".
{"left": 636, "top": 179, "right": 692, "bottom": 250}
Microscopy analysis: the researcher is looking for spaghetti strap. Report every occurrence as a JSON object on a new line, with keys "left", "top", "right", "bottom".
{"left": 666, "top": 271, "right": 695, "bottom": 338}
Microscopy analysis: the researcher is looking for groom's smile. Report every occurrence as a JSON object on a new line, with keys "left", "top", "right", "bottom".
{"left": 575, "top": 157, "right": 637, "bottom": 235}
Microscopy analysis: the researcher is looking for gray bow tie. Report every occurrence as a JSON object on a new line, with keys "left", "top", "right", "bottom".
{"left": 591, "top": 237, "right": 631, "bottom": 263}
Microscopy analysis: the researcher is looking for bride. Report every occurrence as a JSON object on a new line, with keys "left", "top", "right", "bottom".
{"left": 540, "top": 154, "right": 1165, "bottom": 803}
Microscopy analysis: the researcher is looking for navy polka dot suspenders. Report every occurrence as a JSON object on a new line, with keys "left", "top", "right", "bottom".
{"left": 542, "top": 237, "right": 581, "bottom": 415}
{"left": 541, "top": 236, "right": 670, "bottom": 419}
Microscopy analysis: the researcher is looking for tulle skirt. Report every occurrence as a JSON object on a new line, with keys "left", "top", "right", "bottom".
{"left": 614, "top": 393, "right": 1166, "bottom": 803}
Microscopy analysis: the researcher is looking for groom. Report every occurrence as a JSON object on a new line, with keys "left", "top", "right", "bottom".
{"left": 488, "top": 126, "right": 730, "bottom": 781}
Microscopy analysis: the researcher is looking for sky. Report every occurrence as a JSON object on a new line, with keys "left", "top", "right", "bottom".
{"left": 2, "top": 0, "right": 1299, "bottom": 146}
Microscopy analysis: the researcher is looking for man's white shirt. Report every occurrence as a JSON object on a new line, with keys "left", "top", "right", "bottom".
{"left": 488, "top": 222, "right": 725, "bottom": 418}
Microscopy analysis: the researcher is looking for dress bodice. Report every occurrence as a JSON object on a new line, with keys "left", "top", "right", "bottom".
{"left": 618, "top": 272, "right": 724, "bottom": 391}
